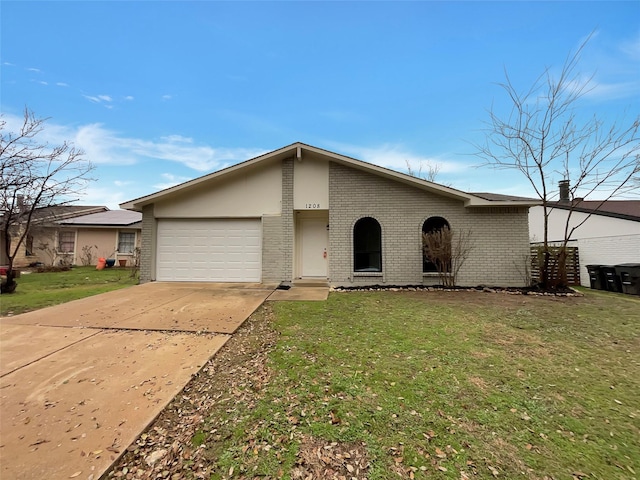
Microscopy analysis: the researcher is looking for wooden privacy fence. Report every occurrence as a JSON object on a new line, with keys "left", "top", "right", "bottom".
{"left": 530, "top": 246, "right": 581, "bottom": 286}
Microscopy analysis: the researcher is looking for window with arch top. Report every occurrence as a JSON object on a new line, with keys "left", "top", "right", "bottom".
{"left": 422, "top": 216, "right": 450, "bottom": 272}
{"left": 353, "top": 217, "right": 382, "bottom": 272}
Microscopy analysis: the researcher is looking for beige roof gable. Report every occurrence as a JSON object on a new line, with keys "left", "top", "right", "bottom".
{"left": 120, "top": 142, "right": 540, "bottom": 211}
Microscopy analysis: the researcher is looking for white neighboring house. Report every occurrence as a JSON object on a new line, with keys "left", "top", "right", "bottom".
{"left": 529, "top": 196, "right": 640, "bottom": 287}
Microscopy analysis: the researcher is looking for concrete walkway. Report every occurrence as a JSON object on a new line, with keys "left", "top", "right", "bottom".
{"left": 0, "top": 282, "right": 275, "bottom": 480}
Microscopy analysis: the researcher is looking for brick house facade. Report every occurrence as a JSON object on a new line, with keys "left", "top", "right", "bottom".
{"left": 122, "top": 143, "right": 537, "bottom": 287}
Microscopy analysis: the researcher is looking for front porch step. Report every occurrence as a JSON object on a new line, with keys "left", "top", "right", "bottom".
{"left": 292, "top": 279, "right": 329, "bottom": 287}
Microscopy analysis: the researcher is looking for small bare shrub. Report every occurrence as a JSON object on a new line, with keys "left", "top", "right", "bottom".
{"left": 422, "top": 227, "right": 473, "bottom": 287}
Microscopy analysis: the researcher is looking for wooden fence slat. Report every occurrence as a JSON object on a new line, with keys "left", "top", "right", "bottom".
{"left": 530, "top": 246, "right": 581, "bottom": 286}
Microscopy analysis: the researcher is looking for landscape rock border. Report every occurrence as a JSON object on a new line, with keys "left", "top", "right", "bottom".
{"left": 331, "top": 284, "right": 583, "bottom": 297}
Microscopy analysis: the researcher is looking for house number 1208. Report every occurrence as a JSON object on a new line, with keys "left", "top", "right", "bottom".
{"left": 305, "top": 203, "right": 321, "bottom": 209}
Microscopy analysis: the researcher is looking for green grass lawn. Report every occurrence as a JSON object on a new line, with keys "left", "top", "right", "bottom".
{"left": 204, "top": 289, "right": 640, "bottom": 479}
{"left": 0, "top": 266, "right": 138, "bottom": 316}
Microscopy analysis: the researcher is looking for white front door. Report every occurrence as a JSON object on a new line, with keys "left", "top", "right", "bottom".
{"left": 299, "top": 216, "right": 328, "bottom": 278}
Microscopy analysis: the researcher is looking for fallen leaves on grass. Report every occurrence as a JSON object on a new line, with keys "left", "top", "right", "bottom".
{"left": 291, "top": 435, "right": 370, "bottom": 479}
{"left": 106, "top": 306, "right": 278, "bottom": 479}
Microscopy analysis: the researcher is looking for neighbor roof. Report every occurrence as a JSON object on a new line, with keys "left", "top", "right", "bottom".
{"left": 120, "top": 142, "right": 541, "bottom": 210}
{"left": 549, "top": 200, "right": 640, "bottom": 222}
{"left": 58, "top": 209, "right": 143, "bottom": 227}
{"left": 1, "top": 205, "right": 108, "bottom": 224}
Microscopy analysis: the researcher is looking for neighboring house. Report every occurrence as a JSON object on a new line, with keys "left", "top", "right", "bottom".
{"left": 1, "top": 205, "right": 107, "bottom": 267}
{"left": 529, "top": 190, "right": 640, "bottom": 287}
{"left": 56, "top": 209, "right": 143, "bottom": 267}
{"left": 121, "top": 143, "right": 540, "bottom": 287}
{"left": 1, "top": 207, "right": 142, "bottom": 268}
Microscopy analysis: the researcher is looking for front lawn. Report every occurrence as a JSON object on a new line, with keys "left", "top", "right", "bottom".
{"left": 0, "top": 266, "right": 138, "bottom": 316}
{"left": 202, "top": 289, "right": 639, "bottom": 479}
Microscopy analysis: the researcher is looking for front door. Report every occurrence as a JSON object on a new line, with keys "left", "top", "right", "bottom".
{"left": 298, "top": 216, "right": 328, "bottom": 278}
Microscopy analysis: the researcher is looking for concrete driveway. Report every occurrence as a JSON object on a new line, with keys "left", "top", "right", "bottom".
{"left": 0, "top": 282, "right": 275, "bottom": 480}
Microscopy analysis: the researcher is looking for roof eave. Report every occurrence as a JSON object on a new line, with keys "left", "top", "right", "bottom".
{"left": 120, "top": 142, "right": 542, "bottom": 210}
{"left": 465, "top": 199, "right": 543, "bottom": 207}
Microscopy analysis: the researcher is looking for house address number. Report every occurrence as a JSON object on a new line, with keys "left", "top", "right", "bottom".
{"left": 305, "top": 203, "right": 321, "bottom": 209}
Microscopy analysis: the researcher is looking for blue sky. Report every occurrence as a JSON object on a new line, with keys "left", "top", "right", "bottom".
{"left": 1, "top": 1, "right": 639, "bottom": 209}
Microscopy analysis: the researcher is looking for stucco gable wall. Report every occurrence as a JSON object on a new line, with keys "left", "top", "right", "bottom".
{"left": 328, "top": 162, "right": 530, "bottom": 287}
{"left": 153, "top": 160, "right": 282, "bottom": 218}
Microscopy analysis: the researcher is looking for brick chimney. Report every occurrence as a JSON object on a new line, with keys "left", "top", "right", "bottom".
{"left": 558, "top": 180, "right": 570, "bottom": 202}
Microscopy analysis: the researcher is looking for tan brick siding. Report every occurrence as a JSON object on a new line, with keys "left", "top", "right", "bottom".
{"left": 140, "top": 205, "right": 156, "bottom": 283}
{"left": 328, "top": 162, "right": 530, "bottom": 287}
{"left": 261, "top": 215, "right": 284, "bottom": 282}
{"left": 281, "top": 159, "right": 294, "bottom": 280}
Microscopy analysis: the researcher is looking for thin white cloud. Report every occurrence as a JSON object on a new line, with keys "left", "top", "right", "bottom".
{"left": 80, "top": 185, "right": 133, "bottom": 210}
{"left": 124, "top": 95, "right": 134, "bottom": 101}
{"left": 161, "top": 134, "right": 193, "bottom": 143}
{"left": 329, "top": 142, "right": 470, "bottom": 175}
{"left": 162, "top": 94, "right": 172, "bottom": 101}
{"left": 1, "top": 112, "right": 266, "bottom": 173}
{"left": 3, "top": 62, "right": 15, "bottom": 66}
{"left": 83, "top": 94, "right": 102, "bottom": 103}
{"left": 82, "top": 93, "right": 113, "bottom": 104}
{"left": 27, "top": 67, "right": 41, "bottom": 73}
{"left": 584, "top": 80, "right": 640, "bottom": 101}
{"left": 114, "top": 180, "right": 134, "bottom": 187}
{"left": 620, "top": 32, "right": 640, "bottom": 61}
{"left": 56, "top": 82, "right": 69, "bottom": 87}
{"left": 153, "top": 173, "right": 193, "bottom": 190}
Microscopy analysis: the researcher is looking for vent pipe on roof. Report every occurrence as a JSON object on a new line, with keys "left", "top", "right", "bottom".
{"left": 559, "top": 180, "right": 570, "bottom": 202}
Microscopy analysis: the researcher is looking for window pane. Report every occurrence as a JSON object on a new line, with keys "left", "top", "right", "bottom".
{"left": 353, "top": 217, "right": 382, "bottom": 272}
{"left": 118, "top": 232, "right": 135, "bottom": 254}
{"left": 59, "top": 231, "right": 75, "bottom": 253}
{"left": 422, "top": 217, "right": 451, "bottom": 273}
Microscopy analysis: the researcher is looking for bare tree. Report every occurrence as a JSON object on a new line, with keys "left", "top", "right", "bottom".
{"left": 405, "top": 159, "right": 441, "bottom": 182}
{"left": 422, "top": 226, "right": 473, "bottom": 287}
{"left": 475, "top": 34, "right": 640, "bottom": 289}
{"left": 1, "top": 108, "right": 94, "bottom": 293}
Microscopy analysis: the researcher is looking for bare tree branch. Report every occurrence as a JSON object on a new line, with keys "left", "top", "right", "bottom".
{"left": 1, "top": 108, "right": 95, "bottom": 293}
{"left": 474, "top": 33, "right": 640, "bottom": 288}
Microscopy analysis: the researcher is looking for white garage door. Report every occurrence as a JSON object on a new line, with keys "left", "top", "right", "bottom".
{"left": 156, "top": 219, "right": 261, "bottom": 282}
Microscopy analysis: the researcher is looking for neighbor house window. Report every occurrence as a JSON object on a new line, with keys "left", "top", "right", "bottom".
{"left": 58, "top": 231, "right": 75, "bottom": 253}
{"left": 354, "top": 217, "right": 382, "bottom": 272}
{"left": 422, "top": 217, "right": 450, "bottom": 273}
{"left": 118, "top": 232, "right": 135, "bottom": 254}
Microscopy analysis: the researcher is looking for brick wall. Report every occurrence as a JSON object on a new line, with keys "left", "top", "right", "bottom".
{"left": 139, "top": 204, "right": 155, "bottom": 283}
{"left": 261, "top": 214, "right": 284, "bottom": 282}
{"left": 328, "top": 163, "right": 530, "bottom": 287}
{"left": 281, "top": 159, "right": 294, "bottom": 281}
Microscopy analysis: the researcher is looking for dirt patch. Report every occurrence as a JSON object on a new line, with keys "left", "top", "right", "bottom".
{"left": 106, "top": 305, "right": 279, "bottom": 480}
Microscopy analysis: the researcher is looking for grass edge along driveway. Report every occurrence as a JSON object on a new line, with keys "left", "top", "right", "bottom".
{"left": 0, "top": 266, "right": 138, "bottom": 316}
{"left": 196, "top": 289, "right": 639, "bottom": 480}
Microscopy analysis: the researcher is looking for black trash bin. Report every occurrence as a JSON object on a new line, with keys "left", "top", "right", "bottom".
{"left": 601, "top": 265, "right": 623, "bottom": 293}
{"left": 614, "top": 263, "right": 640, "bottom": 296}
{"left": 586, "top": 265, "right": 606, "bottom": 290}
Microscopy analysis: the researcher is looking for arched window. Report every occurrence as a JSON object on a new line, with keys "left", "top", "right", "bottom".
{"left": 422, "top": 216, "right": 450, "bottom": 273}
{"left": 354, "top": 217, "right": 382, "bottom": 272}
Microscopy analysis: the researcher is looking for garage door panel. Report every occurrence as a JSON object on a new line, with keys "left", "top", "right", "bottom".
{"left": 157, "top": 219, "right": 262, "bottom": 282}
